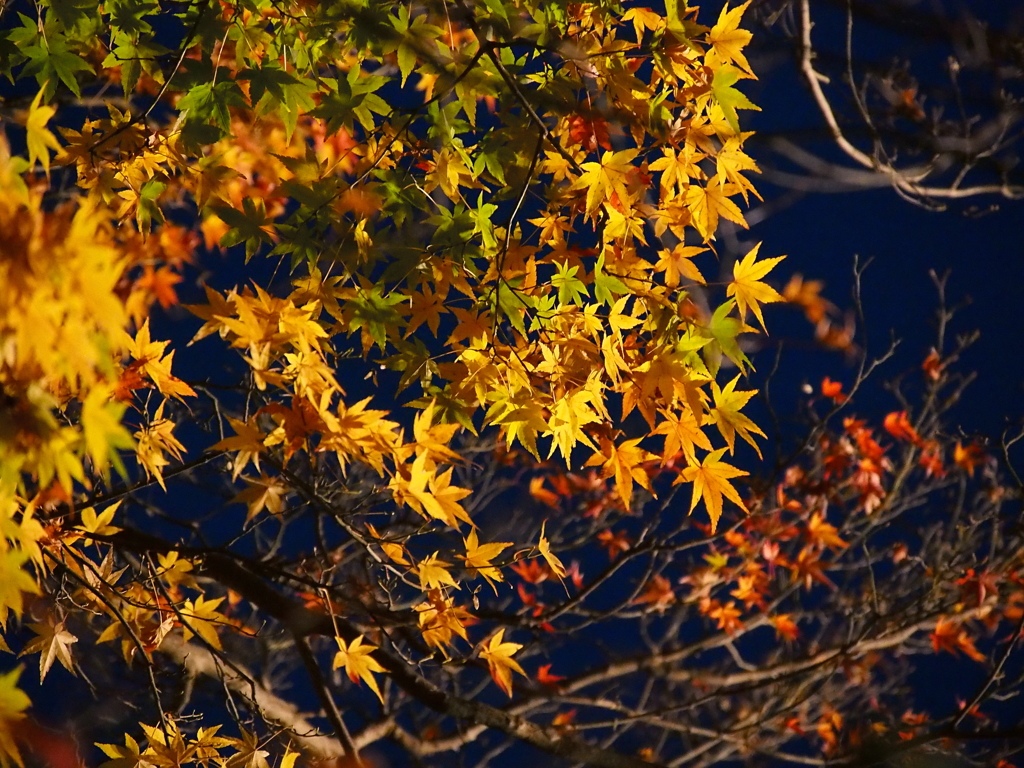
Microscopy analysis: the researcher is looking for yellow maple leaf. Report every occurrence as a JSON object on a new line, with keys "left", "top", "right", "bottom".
{"left": 416, "top": 552, "right": 459, "bottom": 592}
{"left": 0, "top": 667, "right": 30, "bottom": 768}
{"left": 231, "top": 475, "right": 288, "bottom": 522}
{"left": 573, "top": 149, "right": 639, "bottom": 219}
{"left": 180, "top": 595, "right": 227, "bottom": 651}
{"left": 96, "top": 733, "right": 147, "bottom": 768}
{"left": 488, "top": 391, "right": 549, "bottom": 460}
{"left": 210, "top": 417, "right": 265, "bottom": 482}
{"left": 727, "top": 243, "right": 785, "bottom": 332}
{"left": 415, "top": 590, "right": 472, "bottom": 653}
{"left": 479, "top": 629, "right": 526, "bottom": 697}
{"left": 124, "top": 320, "right": 196, "bottom": 401}
{"left": 684, "top": 177, "right": 747, "bottom": 241}
{"left": 412, "top": 400, "right": 461, "bottom": 464}
{"left": 366, "top": 523, "right": 411, "bottom": 566}
{"left": 622, "top": 6, "right": 664, "bottom": 41}
{"left": 715, "top": 136, "right": 761, "bottom": 203}
{"left": 607, "top": 296, "right": 644, "bottom": 337}
{"left": 677, "top": 448, "right": 749, "bottom": 532}
{"left": 81, "top": 385, "right": 133, "bottom": 479}
{"left": 134, "top": 401, "right": 186, "bottom": 490}
{"left": 585, "top": 437, "right": 655, "bottom": 511}
{"left": 333, "top": 635, "right": 387, "bottom": 702}
{"left": 24, "top": 86, "right": 61, "bottom": 176}
{"left": 654, "top": 245, "right": 707, "bottom": 289}
{"left": 547, "top": 387, "right": 600, "bottom": 466}
{"left": 650, "top": 146, "right": 705, "bottom": 196}
{"left": 424, "top": 465, "right": 473, "bottom": 528}
{"left": 77, "top": 501, "right": 123, "bottom": 539}
{"left": 459, "top": 529, "right": 512, "bottom": 592}
{"left": 537, "top": 521, "right": 567, "bottom": 579}
{"left": 706, "top": 1, "right": 754, "bottom": 76}
{"left": 19, "top": 619, "right": 77, "bottom": 682}
{"left": 655, "top": 407, "right": 713, "bottom": 464}
{"left": 711, "top": 375, "right": 766, "bottom": 457}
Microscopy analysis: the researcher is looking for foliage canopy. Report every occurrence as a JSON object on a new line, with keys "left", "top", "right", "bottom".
{"left": 1, "top": 2, "right": 1022, "bottom": 768}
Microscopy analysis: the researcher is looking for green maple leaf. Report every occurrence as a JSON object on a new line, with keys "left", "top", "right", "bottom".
{"left": 711, "top": 65, "right": 760, "bottom": 134}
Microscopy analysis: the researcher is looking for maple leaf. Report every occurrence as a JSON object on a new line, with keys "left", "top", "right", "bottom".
{"left": 97, "top": 733, "right": 148, "bottom": 768}
{"left": 333, "top": 635, "right": 387, "bottom": 702}
{"left": 607, "top": 295, "right": 644, "bottom": 337}
{"left": 412, "top": 401, "right": 461, "bottom": 464}
{"left": 821, "top": 377, "right": 846, "bottom": 403}
{"left": 223, "top": 729, "right": 271, "bottom": 768}
{"left": 585, "top": 436, "right": 655, "bottom": 511}
{"left": 685, "top": 177, "right": 747, "bottom": 241}
{"left": 806, "top": 512, "right": 849, "bottom": 551}
{"left": 711, "top": 375, "right": 765, "bottom": 457}
{"left": 706, "top": 2, "right": 754, "bottom": 75}
{"left": 650, "top": 146, "right": 704, "bottom": 195}
{"left": 415, "top": 590, "right": 473, "bottom": 653}
{"left": 124, "top": 320, "right": 196, "bottom": 401}
{"left": 710, "top": 64, "right": 761, "bottom": 134}
{"left": 134, "top": 400, "right": 187, "bottom": 490}
{"left": 479, "top": 629, "right": 526, "bottom": 697}
{"left": 135, "top": 265, "right": 183, "bottom": 310}
{"left": 24, "top": 86, "right": 61, "bottom": 175}
{"left": 19, "top": 620, "right": 78, "bottom": 682}
{"left": 535, "top": 663, "right": 565, "bottom": 687}
{"left": 459, "top": 529, "right": 512, "bottom": 592}
{"left": 231, "top": 475, "right": 288, "bottom": 522}
{"left": 597, "top": 529, "right": 632, "bottom": 560}
{"left": 622, "top": 6, "right": 664, "bottom": 41}
{"left": 416, "top": 553, "right": 459, "bottom": 592}
{"left": 931, "top": 617, "right": 986, "bottom": 662}
{"left": 633, "top": 575, "right": 676, "bottom": 611}
{"left": 406, "top": 284, "right": 447, "bottom": 338}
{"left": 708, "top": 600, "right": 743, "bottom": 634}
{"left": 488, "top": 392, "right": 549, "bottom": 460}
{"left": 423, "top": 464, "right": 473, "bottom": 528}
{"left": 546, "top": 387, "right": 600, "bottom": 466}
{"left": 0, "top": 668, "right": 30, "bottom": 768}
{"left": 727, "top": 243, "right": 785, "bottom": 332}
{"left": 656, "top": 407, "right": 713, "bottom": 464}
{"left": 654, "top": 245, "right": 706, "bottom": 289}
{"left": 366, "top": 523, "right": 411, "bottom": 566}
{"left": 574, "top": 149, "right": 639, "bottom": 220}
{"left": 210, "top": 418, "right": 266, "bottom": 482}
{"left": 77, "top": 501, "right": 123, "bottom": 539}
{"left": 81, "top": 385, "right": 133, "bottom": 480}
{"left": 537, "top": 521, "right": 567, "bottom": 580}
{"left": 155, "top": 551, "right": 199, "bottom": 592}
{"left": 954, "top": 441, "right": 985, "bottom": 477}
{"left": 715, "top": 137, "right": 761, "bottom": 203}
{"left": 678, "top": 448, "right": 749, "bottom": 532}
{"left": 180, "top": 595, "right": 227, "bottom": 651}
{"left": 769, "top": 614, "right": 800, "bottom": 642}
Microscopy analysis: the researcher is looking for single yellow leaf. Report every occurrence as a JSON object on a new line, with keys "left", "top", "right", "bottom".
{"left": 333, "top": 635, "right": 387, "bottom": 703}
{"left": 537, "top": 521, "right": 567, "bottom": 579}
{"left": 727, "top": 243, "right": 785, "bottom": 332}
{"left": 25, "top": 86, "right": 61, "bottom": 175}
{"left": 479, "top": 629, "right": 526, "bottom": 697}
{"left": 677, "top": 448, "right": 749, "bottom": 533}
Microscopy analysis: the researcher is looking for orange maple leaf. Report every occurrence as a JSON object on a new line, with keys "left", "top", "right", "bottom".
{"left": 954, "top": 441, "right": 985, "bottom": 477}
{"left": 136, "top": 264, "right": 183, "bottom": 309}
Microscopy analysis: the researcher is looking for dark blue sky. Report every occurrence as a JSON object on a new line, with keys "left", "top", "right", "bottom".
{"left": 729, "top": 0, "right": 1024, "bottom": 444}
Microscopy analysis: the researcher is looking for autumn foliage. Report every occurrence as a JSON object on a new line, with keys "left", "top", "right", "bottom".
{"left": 0, "top": 2, "right": 1022, "bottom": 768}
